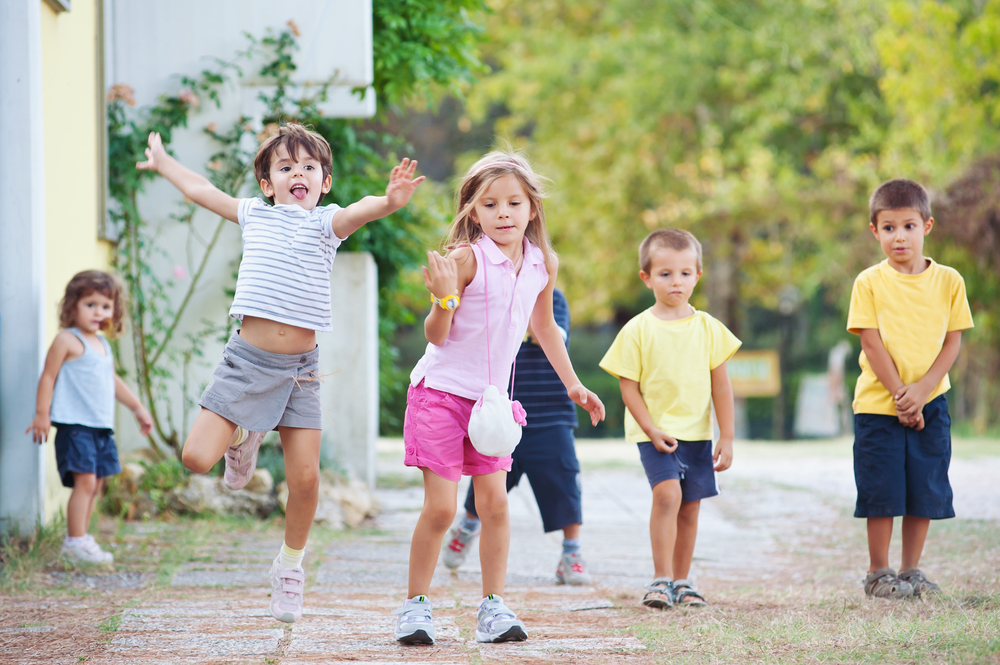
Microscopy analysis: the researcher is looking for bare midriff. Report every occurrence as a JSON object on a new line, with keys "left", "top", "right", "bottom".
{"left": 239, "top": 315, "right": 317, "bottom": 355}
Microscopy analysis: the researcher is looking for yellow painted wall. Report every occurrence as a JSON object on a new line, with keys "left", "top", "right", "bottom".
{"left": 40, "top": 0, "right": 114, "bottom": 524}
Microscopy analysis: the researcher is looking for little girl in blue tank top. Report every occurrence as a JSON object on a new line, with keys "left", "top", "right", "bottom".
{"left": 27, "top": 271, "right": 152, "bottom": 565}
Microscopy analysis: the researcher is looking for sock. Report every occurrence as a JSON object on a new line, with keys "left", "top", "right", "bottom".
{"left": 279, "top": 542, "right": 305, "bottom": 570}
{"left": 230, "top": 426, "right": 249, "bottom": 448}
{"left": 65, "top": 535, "right": 85, "bottom": 545}
{"left": 460, "top": 515, "right": 481, "bottom": 533}
{"left": 562, "top": 538, "right": 581, "bottom": 555}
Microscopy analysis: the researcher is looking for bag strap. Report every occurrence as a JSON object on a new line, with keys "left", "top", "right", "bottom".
{"left": 475, "top": 243, "right": 516, "bottom": 401}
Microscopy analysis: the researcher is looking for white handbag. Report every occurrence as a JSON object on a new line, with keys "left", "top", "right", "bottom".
{"left": 467, "top": 244, "right": 527, "bottom": 458}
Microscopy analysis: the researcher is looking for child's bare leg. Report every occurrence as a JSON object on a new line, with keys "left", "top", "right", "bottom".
{"left": 673, "top": 500, "right": 700, "bottom": 580}
{"left": 867, "top": 517, "right": 894, "bottom": 571}
{"left": 83, "top": 477, "right": 104, "bottom": 534}
{"left": 473, "top": 471, "right": 510, "bottom": 598}
{"left": 181, "top": 408, "right": 239, "bottom": 473}
{"left": 408, "top": 469, "right": 458, "bottom": 597}
{"left": 562, "top": 524, "right": 580, "bottom": 540}
{"left": 650, "top": 479, "right": 682, "bottom": 579}
{"left": 67, "top": 473, "right": 97, "bottom": 538}
{"left": 279, "top": 426, "right": 321, "bottom": 550}
{"left": 900, "top": 516, "right": 930, "bottom": 571}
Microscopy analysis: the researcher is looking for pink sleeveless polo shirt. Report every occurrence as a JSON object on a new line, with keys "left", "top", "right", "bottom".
{"left": 410, "top": 235, "right": 549, "bottom": 401}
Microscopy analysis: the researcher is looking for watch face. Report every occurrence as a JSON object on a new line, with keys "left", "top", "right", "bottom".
{"left": 445, "top": 296, "right": 459, "bottom": 310}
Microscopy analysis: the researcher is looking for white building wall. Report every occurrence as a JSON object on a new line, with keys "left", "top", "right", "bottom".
{"left": 105, "top": 1, "right": 380, "bottom": 486}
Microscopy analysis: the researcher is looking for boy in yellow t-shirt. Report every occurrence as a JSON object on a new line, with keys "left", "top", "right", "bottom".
{"left": 848, "top": 179, "right": 973, "bottom": 600}
{"left": 600, "top": 229, "right": 740, "bottom": 609}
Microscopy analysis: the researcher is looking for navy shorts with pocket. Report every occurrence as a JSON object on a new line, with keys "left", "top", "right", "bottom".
{"left": 854, "top": 394, "right": 954, "bottom": 519}
{"left": 53, "top": 423, "right": 121, "bottom": 488}
{"left": 637, "top": 439, "right": 718, "bottom": 502}
{"left": 465, "top": 424, "right": 582, "bottom": 532}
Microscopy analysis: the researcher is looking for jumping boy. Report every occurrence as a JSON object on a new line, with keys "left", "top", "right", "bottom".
{"left": 848, "top": 179, "right": 973, "bottom": 598}
{"left": 137, "top": 123, "right": 423, "bottom": 621}
{"left": 600, "top": 229, "right": 740, "bottom": 608}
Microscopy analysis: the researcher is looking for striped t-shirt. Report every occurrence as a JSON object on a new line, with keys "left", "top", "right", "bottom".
{"left": 510, "top": 288, "right": 579, "bottom": 429}
{"left": 229, "top": 197, "right": 344, "bottom": 332}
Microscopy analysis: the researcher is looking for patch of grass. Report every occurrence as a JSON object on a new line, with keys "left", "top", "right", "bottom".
{"left": 377, "top": 472, "right": 424, "bottom": 489}
{"left": 0, "top": 514, "right": 66, "bottom": 590}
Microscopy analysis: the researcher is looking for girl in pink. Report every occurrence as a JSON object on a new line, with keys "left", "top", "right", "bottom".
{"left": 392, "top": 151, "right": 606, "bottom": 645}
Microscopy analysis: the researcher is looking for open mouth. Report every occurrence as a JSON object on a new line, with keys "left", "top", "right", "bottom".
{"left": 290, "top": 183, "right": 309, "bottom": 201}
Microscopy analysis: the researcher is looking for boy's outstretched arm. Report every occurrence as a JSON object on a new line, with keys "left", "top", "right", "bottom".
{"left": 710, "top": 362, "right": 735, "bottom": 471}
{"left": 859, "top": 328, "right": 921, "bottom": 429}
{"left": 895, "top": 331, "right": 962, "bottom": 419}
{"left": 136, "top": 132, "right": 239, "bottom": 223}
{"left": 331, "top": 158, "right": 424, "bottom": 239}
{"left": 619, "top": 378, "right": 677, "bottom": 453}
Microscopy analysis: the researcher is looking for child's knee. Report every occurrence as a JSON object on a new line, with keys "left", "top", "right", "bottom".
{"left": 652, "top": 480, "right": 682, "bottom": 509}
{"left": 180, "top": 445, "right": 213, "bottom": 474}
{"left": 72, "top": 473, "right": 98, "bottom": 493}
{"left": 474, "top": 491, "right": 508, "bottom": 525}
{"left": 286, "top": 467, "right": 320, "bottom": 496}
{"left": 422, "top": 503, "right": 457, "bottom": 532}
{"left": 677, "top": 500, "right": 700, "bottom": 524}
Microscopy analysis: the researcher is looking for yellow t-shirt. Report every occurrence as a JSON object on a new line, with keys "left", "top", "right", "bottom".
{"left": 847, "top": 258, "right": 974, "bottom": 415}
{"left": 599, "top": 308, "right": 741, "bottom": 442}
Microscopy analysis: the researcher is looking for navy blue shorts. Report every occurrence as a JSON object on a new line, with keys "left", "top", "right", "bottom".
{"left": 637, "top": 440, "right": 718, "bottom": 502}
{"left": 854, "top": 395, "right": 954, "bottom": 519}
{"left": 53, "top": 424, "right": 121, "bottom": 488}
{"left": 465, "top": 424, "right": 582, "bottom": 532}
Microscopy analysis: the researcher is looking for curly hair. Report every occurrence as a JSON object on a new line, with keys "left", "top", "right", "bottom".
{"left": 59, "top": 270, "right": 126, "bottom": 337}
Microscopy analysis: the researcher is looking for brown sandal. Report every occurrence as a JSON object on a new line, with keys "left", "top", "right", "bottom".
{"left": 864, "top": 568, "right": 913, "bottom": 599}
{"left": 641, "top": 579, "right": 674, "bottom": 609}
{"left": 898, "top": 569, "right": 941, "bottom": 596}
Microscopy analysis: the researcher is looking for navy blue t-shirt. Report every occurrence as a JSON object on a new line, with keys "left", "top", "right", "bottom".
{"left": 510, "top": 288, "right": 578, "bottom": 429}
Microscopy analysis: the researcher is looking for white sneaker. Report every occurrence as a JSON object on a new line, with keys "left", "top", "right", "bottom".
{"left": 475, "top": 595, "right": 527, "bottom": 643}
{"left": 61, "top": 536, "right": 113, "bottom": 564}
{"left": 392, "top": 595, "right": 435, "bottom": 644}
{"left": 442, "top": 524, "right": 479, "bottom": 570}
{"left": 556, "top": 551, "right": 592, "bottom": 585}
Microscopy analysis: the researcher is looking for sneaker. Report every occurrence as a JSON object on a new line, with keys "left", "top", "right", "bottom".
{"left": 392, "top": 595, "right": 435, "bottom": 644}
{"left": 556, "top": 552, "right": 592, "bottom": 586}
{"left": 269, "top": 556, "right": 305, "bottom": 623}
{"left": 442, "top": 524, "right": 479, "bottom": 570}
{"left": 898, "top": 568, "right": 941, "bottom": 596}
{"left": 61, "top": 536, "right": 113, "bottom": 564}
{"left": 224, "top": 429, "right": 264, "bottom": 490}
{"left": 475, "top": 595, "right": 527, "bottom": 643}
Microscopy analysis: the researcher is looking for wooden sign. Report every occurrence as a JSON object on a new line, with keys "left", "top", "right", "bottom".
{"left": 727, "top": 350, "right": 781, "bottom": 397}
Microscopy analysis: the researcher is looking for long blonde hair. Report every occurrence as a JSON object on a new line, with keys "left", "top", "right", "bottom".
{"left": 443, "top": 149, "right": 555, "bottom": 268}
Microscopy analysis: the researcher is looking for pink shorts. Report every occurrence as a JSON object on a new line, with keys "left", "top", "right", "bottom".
{"left": 403, "top": 381, "right": 512, "bottom": 482}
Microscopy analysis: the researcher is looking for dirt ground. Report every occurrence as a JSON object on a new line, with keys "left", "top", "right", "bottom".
{"left": 2, "top": 437, "right": 998, "bottom": 664}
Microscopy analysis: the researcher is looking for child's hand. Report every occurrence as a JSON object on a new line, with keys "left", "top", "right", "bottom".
{"left": 385, "top": 158, "right": 425, "bottom": 211}
{"left": 647, "top": 427, "right": 678, "bottom": 454}
{"left": 422, "top": 251, "right": 459, "bottom": 300}
{"left": 136, "top": 132, "right": 166, "bottom": 173}
{"left": 567, "top": 384, "right": 606, "bottom": 426}
{"left": 26, "top": 413, "right": 51, "bottom": 444}
{"left": 897, "top": 411, "right": 925, "bottom": 430}
{"left": 713, "top": 437, "right": 734, "bottom": 472}
{"left": 894, "top": 382, "right": 930, "bottom": 419}
{"left": 133, "top": 405, "right": 154, "bottom": 436}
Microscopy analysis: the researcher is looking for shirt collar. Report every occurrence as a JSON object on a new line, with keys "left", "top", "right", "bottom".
{"left": 477, "top": 234, "right": 546, "bottom": 266}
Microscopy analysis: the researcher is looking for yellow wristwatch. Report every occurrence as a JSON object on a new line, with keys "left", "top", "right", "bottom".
{"left": 430, "top": 293, "right": 460, "bottom": 311}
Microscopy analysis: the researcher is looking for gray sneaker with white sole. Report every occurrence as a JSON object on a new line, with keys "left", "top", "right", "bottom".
{"left": 475, "top": 594, "right": 527, "bottom": 643}
{"left": 393, "top": 595, "right": 435, "bottom": 644}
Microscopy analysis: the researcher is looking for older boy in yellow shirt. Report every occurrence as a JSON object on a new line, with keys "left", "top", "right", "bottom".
{"left": 600, "top": 229, "right": 740, "bottom": 609}
{"left": 848, "top": 179, "right": 973, "bottom": 599}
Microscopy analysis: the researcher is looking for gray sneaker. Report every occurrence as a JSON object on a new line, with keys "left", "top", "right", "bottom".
{"left": 475, "top": 594, "right": 527, "bottom": 643}
{"left": 556, "top": 552, "right": 592, "bottom": 585}
{"left": 392, "top": 595, "right": 435, "bottom": 644}
{"left": 442, "top": 524, "right": 479, "bottom": 570}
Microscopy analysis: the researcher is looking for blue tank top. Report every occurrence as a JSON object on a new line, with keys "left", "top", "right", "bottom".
{"left": 50, "top": 328, "right": 115, "bottom": 430}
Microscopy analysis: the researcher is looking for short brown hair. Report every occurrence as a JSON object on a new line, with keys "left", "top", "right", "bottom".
{"left": 639, "top": 229, "right": 703, "bottom": 273}
{"left": 253, "top": 122, "right": 333, "bottom": 205}
{"left": 869, "top": 178, "right": 931, "bottom": 225}
{"left": 59, "top": 270, "right": 126, "bottom": 337}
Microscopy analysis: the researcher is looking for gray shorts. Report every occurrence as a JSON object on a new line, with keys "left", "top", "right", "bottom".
{"left": 199, "top": 331, "right": 321, "bottom": 431}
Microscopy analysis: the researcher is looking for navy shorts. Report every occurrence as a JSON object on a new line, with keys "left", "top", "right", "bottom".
{"left": 637, "top": 440, "right": 718, "bottom": 502}
{"left": 53, "top": 424, "right": 121, "bottom": 488}
{"left": 854, "top": 395, "right": 954, "bottom": 519}
{"left": 465, "top": 424, "right": 582, "bottom": 532}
